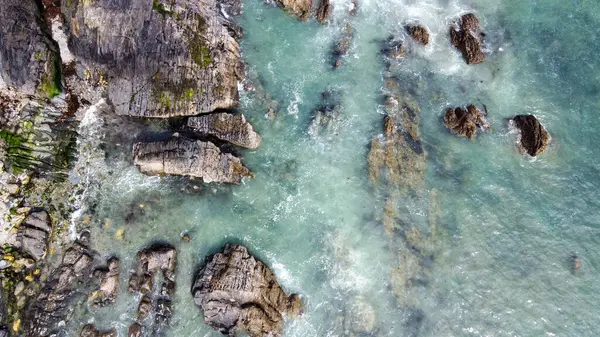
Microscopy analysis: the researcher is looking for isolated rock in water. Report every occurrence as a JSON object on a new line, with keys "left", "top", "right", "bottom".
{"left": 80, "top": 324, "right": 117, "bottom": 337}
{"left": 333, "top": 24, "right": 354, "bottom": 68}
{"left": 382, "top": 36, "right": 406, "bottom": 59}
{"left": 317, "top": 0, "right": 333, "bottom": 24}
{"left": 19, "top": 210, "right": 51, "bottom": 261}
{"left": 512, "top": 115, "right": 550, "bottom": 156}
{"left": 133, "top": 137, "right": 252, "bottom": 184}
{"left": 192, "top": 244, "right": 303, "bottom": 337}
{"left": 128, "top": 323, "right": 143, "bottom": 337}
{"left": 275, "top": 0, "right": 312, "bottom": 20}
{"left": 443, "top": 105, "right": 490, "bottom": 139}
{"left": 187, "top": 113, "right": 262, "bottom": 149}
{"left": 450, "top": 13, "right": 486, "bottom": 64}
{"left": 406, "top": 25, "right": 430, "bottom": 45}
{"left": 308, "top": 90, "right": 342, "bottom": 137}
{"left": 88, "top": 257, "right": 120, "bottom": 307}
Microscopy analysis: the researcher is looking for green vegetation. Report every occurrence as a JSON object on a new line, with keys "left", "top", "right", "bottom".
{"left": 0, "top": 130, "right": 34, "bottom": 173}
{"left": 188, "top": 15, "right": 213, "bottom": 68}
{"left": 152, "top": 76, "right": 198, "bottom": 111}
{"left": 152, "top": 1, "right": 173, "bottom": 17}
{"left": 39, "top": 53, "right": 63, "bottom": 99}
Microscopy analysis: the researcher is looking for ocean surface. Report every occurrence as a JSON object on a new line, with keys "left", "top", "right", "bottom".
{"left": 67, "top": 0, "right": 600, "bottom": 336}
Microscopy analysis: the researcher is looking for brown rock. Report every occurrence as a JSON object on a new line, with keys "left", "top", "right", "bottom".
{"left": 137, "top": 295, "right": 152, "bottom": 321}
{"left": 88, "top": 257, "right": 120, "bottom": 307}
{"left": 80, "top": 324, "right": 117, "bottom": 337}
{"left": 316, "top": 0, "right": 333, "bottom": 24}
{"left": 512, "top": 115, "right": 550, "bottom": 156}
{"left": 406, "top": 25, "right": 430, "bottom": 45}
{"left": 192, "top": 244, "right": 303, "bottom": 337}
{"left": 128, "top": 323, "right": 143, "bottom": 337}
{"left": 443, "top": 105, "right": 490, "bottom": 139}
{"left": 187, "top": 113, "right": 262, "bottom": 149}
{"left": 332, "top": 24, "right": 354, "bottom": 68}
{"left": 450, "top": 13, "right": 486, "bottom": 64}
{"left": 275, "top": 0, "right": 312, "bottom": 20}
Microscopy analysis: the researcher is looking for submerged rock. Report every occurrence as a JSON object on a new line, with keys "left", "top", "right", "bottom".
{"left": 450, "top": 13, "right": 486, "bottom": 64}
{"left": 443, "top": 105, "right": 490, "bottom": 139}
{"left": 192, "top": 244, "right": 303, "bottom": 337}
{"left": 406, "top": 25, "right": 430, "bottom": 45}
{"left": 332, "top": 24, "right": 354, "bottom": 68}
{"left": 88, "top": 257, "right": 120, "bottom": 307}
{"left": 382, "top": 36, "right": 406, "bottom": 59}
{"left": 80, "top": 324, "right": 117, "bottom": 337}
{"left": 133, "top": 137, "right": 252, "bottom": 184}
{"left": 343, "top": 297, "right": 377, "bottom": 335}
{"left": 187, "top": 113, "right": 262, "bottom": 149}
{"left": 275, "top": 0, "right": 312, "bottom": 20}
{"left": 308, "top": 90, "right": 342, "bottom": 137}
{"left": 317, "top": 0, "right": 333, "bottom": 24}
{"left": 511, "top": 115, "right": 550, "bottom": 156}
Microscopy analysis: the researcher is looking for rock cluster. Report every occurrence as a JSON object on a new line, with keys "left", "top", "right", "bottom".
{"left": 88, "top": 257, "right": 120, "bottom": 307}
{"left": 308, "top": 90, "right": 342, "bottom": 138}
{"left": 443, "top": 105, "right": 490, "bottom": 139}
{"left": 192, "top": 244, "right": 303, "bottom": 337}
{"left": 80, "top": 324, "right": 117, "bottom": 337}
{"left": 512, "top": 115, "right": 550, "bottom": 156}
{"left": 332, "top": 24, "right": 355, "bottom": 68}
{"left": 133, "top": 137, "right": 252, "bottom": 184}
{"left": 187, "top": 113, "right": 262, "bottom": 149}
{"left": 406, "top": 25, "right": 430, "bottom": 45}
{"left": 450, "top": 13, "right": 486, "bottom": 64}
{"left": 276, "top": 0, "right": 313, "bottom": 20}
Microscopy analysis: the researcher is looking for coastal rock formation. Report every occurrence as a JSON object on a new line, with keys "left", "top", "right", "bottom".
{"left": 443, "top": 105, "right": 490, "bottom": 139}
{"left": 88, "top": 257, "right": 120, "bottom": 307}
{"left": 382, "top": 37, "right": 406, "bottom": 59}
{"left": 192, "top": 244, "right": 303, "bottom": 337}
{"left": 406, "top": 25, "right": 430, "bottom": 45}
{"left": 343, "top": 297, "right": 377, "bottom": 335}
{"left": 133, "top": 137, "right": 252, "bottom": 184}
{"left": 187, "top": 113, "right": 262, "bottom": 149}
{"left": 80, "top": 324, "right": 117, "bottom": 337}
{"left": 317, "top": 0, "right": 333, "bottom": 24}
{"left": 512, "top": 115, "right": 550, "bottom": 156}
{"left": 450, "top": 13, "right": 486, "bottom": 64}
{"left": 332, "top": 24, "right": 354, "bottom": 68}
{"left": 308, "top": 90, "right": 342, "bottom": 137}
{"left": 18, "top": 210, "right": 51, "bottom": 261}
{"left": 276, "top": 0, "right": 312, "bottom": 20}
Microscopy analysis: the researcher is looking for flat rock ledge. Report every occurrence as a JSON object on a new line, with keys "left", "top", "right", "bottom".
{"left": 512, "top": 115, "right": 550, "bottom": 156}
{"left": 450, "top": 13, "right": 486, "bottom": 64}
{"left": 192, "top": 244, "right": 303, "bottom": 337}
{"left": 187, "top": 113, "right": 262, "bottom": 149}
{"left": 133, "top": 137, "right": 252, "bottom": 184}
{"left": 443, "top": 105, "right": 490, "bottom": 139}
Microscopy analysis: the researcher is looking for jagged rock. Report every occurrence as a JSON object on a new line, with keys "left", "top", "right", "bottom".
{"left": 128, "top": 323, "right": 143, "bottom": 337}
{"left": 512, "top": 115, "right": 550, "bottom": 156}
{"left": 450, "top": 13, "right": 486, "bottom": 64}
{"left": 137, "top": 295, "right": 152, "bottom": 321}
{"left": 382, "top": 36, "right": 406, "bottom": 59}
{"left": 443, "top": 105, "right": 490, "bottom": 139}
{"left": 333, "top": 24, "right": 354, "bottom": 68}
{"left": 88, "top": 257, "right": 120, "bottom": 307}
{"left": 308, "top": 90, "right": 342, "bottom": 137}
{"left": 187, "top": 113, "right": 262, "bottom": 149}
{"left": 60, "top": 0, "right": 244, "bottom": 117}
{"left": 275, "top": 0, "right": 312, "bottom": 20}
{"left": 133, "top": 137, "right": 252, "bottom": 184}
{"left": 19, "top": 210, "right": 51, "bottom": 261}
{"left": 406, "top": 25, "right": 430, "bottom": 45}
{"left": 80, "top": 324, "right": 117, "bottom": 337}
{"left": 192, "top": 244, "right": 303, "bottom": 337}
{"left": 316, "top": 0, "right": 333, "bottom": 24}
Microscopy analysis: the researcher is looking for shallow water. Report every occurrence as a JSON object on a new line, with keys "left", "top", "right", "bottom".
{"left": 68, "top": 0, "right": 600, "bottom": 336}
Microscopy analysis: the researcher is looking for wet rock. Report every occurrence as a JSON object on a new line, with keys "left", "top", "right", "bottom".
{"left": 349, "top": 0, "right": 358, "bottom": 16}
{"left": 88, "top": 257, "right": 120, "bottom": 307}
{"left": 382, "top": 36, "right": 406, "bottom": 59}
{"left": 133, "top": 137, "right": 252, "bottom": 184}
{"left": 316, "top": 0, "right": 333, "bottom": 24}
{"left": 19, "top": 210, "right": 51, "bottom": 261}
{"left": 511, "top": 115, "right": 550, "bottom": 156}
{"left": 333, "top": 24, "right": 354, "bottom": 68}
{"left": 137, "top": 295, "right": 152, "bottom": 321}
{"left": 128, "top": 323, "right": 143, "bottom": 337}
{"left": 406, "top": 25, "right": 430, "bottom": 45}
{"left": 275, "top": 0, "right": 312, "bottom": 20}
{"left": 450, "top": 13, "right": 486, "bottom": 64}
{"left": 192, "top": 244, "right": 303, "bottom": 337}
{"left": 308, "top": 90, "right": 342, "bottom": 137}
{"left": 80, "top": 324, "right": 117, "bottom": 337}
{"left": 187, "top": 113, "right": 262, "bottom": 149}
{"left": 443, "top": 105, "right": 490, "bottom": 140}
{"left": 344, "top": 297, "right": 377, "bottom": 335}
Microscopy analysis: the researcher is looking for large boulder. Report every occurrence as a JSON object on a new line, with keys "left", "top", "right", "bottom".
{"left": 406, "top": 25, "right": 430, "bottom": 45}
{"left": 275, "top": 0, "right": 312, "bottom": 20}
{"left": 19, "top": 210, "right": 51, "bottom": 261}
{"left": 443, "top": 105, "right": 490, "bottom": 139}
{"left": 192, "top": 244, "right": 303, "bottom": 337}
{"left": 88, "top": 257, "right": 120, "bottom": 307}
{"left": 187, "top": 113, "right": 262, "bottom": 149}
{"left": 133, "top": 137, "right": 252, "bottom": 184}
{"left": 450, "top": 13, "right": 486, "bottom": 64}
{"left": 511, "top": 115, "right": 550, "bottom": 156}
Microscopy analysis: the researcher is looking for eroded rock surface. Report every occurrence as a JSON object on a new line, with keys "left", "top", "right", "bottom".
{"left": 450, "top": 13, "right": 486, "bottom": 64}
{"left": 308, "top": 90, "right": 342, "bottom": 138}
{"left": 406, "top": 25, "right": 430, "bottom": 45}
{"left": 317, "top": 0, "right": 333, "bottom": 24}
{"left": 443, "top": 105, "right": 490, "bottom": 139}
{"left": 80, "top": 324, "right": 117, "bottom": 337}
{"left": 133, "top": 137, "right": 252, "bottom": 184}
{"left": 187, "top": 113, "right": 262, "bottom": 149}
{"left": 275, "top": 0, "right": 312, "bottom": 20}
{"left": 332, "top": 24, "right": 354, "bottom": 68}
{"left": 88, "top": 257, "right": 120, "bottom": 307}
{"left": 18, "top": 210, "right": 51, "bottom": 261}
{"left": 192, "top": 244, "right": 303, "bottom": 337}
{"left": 512, "top": 115, "right": 550, "bottom": 156}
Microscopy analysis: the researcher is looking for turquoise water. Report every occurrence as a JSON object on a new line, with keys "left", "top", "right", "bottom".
{"left": 68, "top": 0, "right": 600, "bottom": 336}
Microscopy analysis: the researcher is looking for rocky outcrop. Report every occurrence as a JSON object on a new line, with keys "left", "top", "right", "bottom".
{"left": 88, "top": 257, "right": 120, "bottom": 307}
{"left": 308, "top": 90, "right": 342, "bottom": 138}
{"left": 406, "top": 25, "right": 430, "bottom": 45}
{"left": 443, "top": 105, "right": 490, "bottom": 139}
{"left": 275, "top": 0, "right": 312, "bottom": 20}
{"left": 382, "top": 37, "right": 406, "bottom": 60}
{"left": 80, "top": 324, "right": 117, "bottom": 337}
{"left": 133, "top": 137, "right": 252, "bottom": 184}
{"left": 512, "top": 115, "right": 550, "bottom": 156}
{"left": 332, "top": 24, "right": 354, "bottom": 68}
{"left": 450, "top": 13, "right": 486, "bottom": 64}
{"left": 317, "top": 0, "right": 333, "bottom": 24}
{"left": 18, "top": 210, "right": 51, "bottom": 261}
{"left": 187, "top": 113, "right": 262, "bottom": 149}
{"left": 192, "top": 244, "right": 303, "bottom": 337}
{"left": 128, "top": 244, "right": 177, "bottom": 336}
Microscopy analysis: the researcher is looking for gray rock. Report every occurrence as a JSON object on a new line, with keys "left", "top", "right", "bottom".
{"left": 88, "top": 257, "right": 120, "bottom": 307}
{"left": 19, "top": 210, "right": 51, "bottom": 261}
{"left": 187, "top": 113, "right": 262, "bottom": 149}
{"left": 192, "top": 244, "right": 303, "bottom": 337}
{"left": 133, "top": 137, "right": 252, "bottom": 184}
{"left": 344, "top": 297, "right": 377, "bottom": 335}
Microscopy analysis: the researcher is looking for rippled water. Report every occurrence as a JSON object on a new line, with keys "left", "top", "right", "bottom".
{"left": 68, "top": 0, "right": 600, "bottom": 336}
